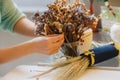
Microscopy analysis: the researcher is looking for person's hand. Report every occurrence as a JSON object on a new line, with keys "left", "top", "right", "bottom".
{"left": 29, "top": 34, "right": 64, "bottom": 55}
{"left": 0, "top": 34, "right": 63, "bottom": 64}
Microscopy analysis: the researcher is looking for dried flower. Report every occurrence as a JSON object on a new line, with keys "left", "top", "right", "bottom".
{"left": 32, "top": 0, "right": 98, "bottom": 43}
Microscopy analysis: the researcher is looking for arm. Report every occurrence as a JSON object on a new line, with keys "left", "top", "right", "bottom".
{"left": 13, "top": 17, "right": 37, "bottom": 37}
{"left": 0, "top": 41, "right": 34, "bottom": 64}
{"left": 1, "top": 0, "right": 37, "bottom": 37}
{"left": 0, "top": 34, "right": 64, "bottom": 64}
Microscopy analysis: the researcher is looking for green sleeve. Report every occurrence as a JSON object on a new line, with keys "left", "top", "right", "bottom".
{"left": 0, "top": 0, "right": 26, "bottom": 32}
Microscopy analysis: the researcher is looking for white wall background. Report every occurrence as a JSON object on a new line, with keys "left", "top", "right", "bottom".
{"left": 14, "top": 0, "right": 55, "bottom": 13}
{"left": 14, "top": 0, "right": 54, "bottom": 7}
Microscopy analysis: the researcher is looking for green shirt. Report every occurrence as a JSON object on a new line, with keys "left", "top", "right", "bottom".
{"left": 0, "top": 0, "right": 25, "bottom": 32}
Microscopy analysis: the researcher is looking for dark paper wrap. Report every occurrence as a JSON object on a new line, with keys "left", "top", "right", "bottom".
{"left": 81, "top": 44, "right": 119, "bottom": 65}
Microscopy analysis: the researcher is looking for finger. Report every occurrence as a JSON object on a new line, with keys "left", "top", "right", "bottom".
{"left": 44, "top": 34, "right": 64, "bottom": 43}
{"left": 55, "top": 38, "right": 64, "bottom": 47}
{"left": 39, "top": 34, "right": 63, "bottom": 39}
{"left": 53, "top": 36, "right": 64, "bottom": 44}
{"left": 47, "top": 33, "right": 64, "bottom": 37}
{"left": 49, "top": 34, "right": 64, "bottom": 40}
{"left": 46, "top": 34, "right": 60, "bottom": 37}
{"left": 60, "top": 38, "right": 64, "bottom": 44}
{"left": 47, "top": 48, "right": 60, "bottom": 55}
{"left": 49, "top": 40, "right": 63, "bottom": 49}
{"left": 52, "top": 37, "right": 64, "bottom": 44}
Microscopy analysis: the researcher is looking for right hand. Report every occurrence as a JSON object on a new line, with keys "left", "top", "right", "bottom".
{"left": 29, "top": 34, "right": 64, "bottom": 55}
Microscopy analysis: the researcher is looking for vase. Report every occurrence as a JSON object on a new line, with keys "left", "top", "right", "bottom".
{"left": 61, "top": 29, "right": 93, "bottom": 57}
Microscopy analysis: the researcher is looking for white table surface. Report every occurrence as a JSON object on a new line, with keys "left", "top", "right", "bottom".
{"left": 1, "top": 65, "right": 120, "bottom": 80}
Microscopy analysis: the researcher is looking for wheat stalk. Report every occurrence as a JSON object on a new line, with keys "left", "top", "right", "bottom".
{"left": 34, "top": 56, "right": 90, "bottom": 80}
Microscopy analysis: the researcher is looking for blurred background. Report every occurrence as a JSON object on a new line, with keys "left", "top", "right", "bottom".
{"left": 0, "top": 0, "right": 120, "bottom": 77}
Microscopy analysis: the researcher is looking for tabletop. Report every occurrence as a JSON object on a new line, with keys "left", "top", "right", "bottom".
{"left": 1, "top": 30, "right": 120, "bottom": 80}
{"left": 1, "top": 64, "right": 120, "bottom": 80}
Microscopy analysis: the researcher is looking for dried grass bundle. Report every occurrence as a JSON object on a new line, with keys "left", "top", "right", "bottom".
{"left": 39, "top": 56, "right": 90, "bottom": 80}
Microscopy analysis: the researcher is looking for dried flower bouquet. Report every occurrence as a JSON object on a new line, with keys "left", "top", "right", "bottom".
{"left": 32, "top": 0, "right": 98, "bottom": 57}
{"left": 32, "top": 0, "right": 98, "bottom": 80}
